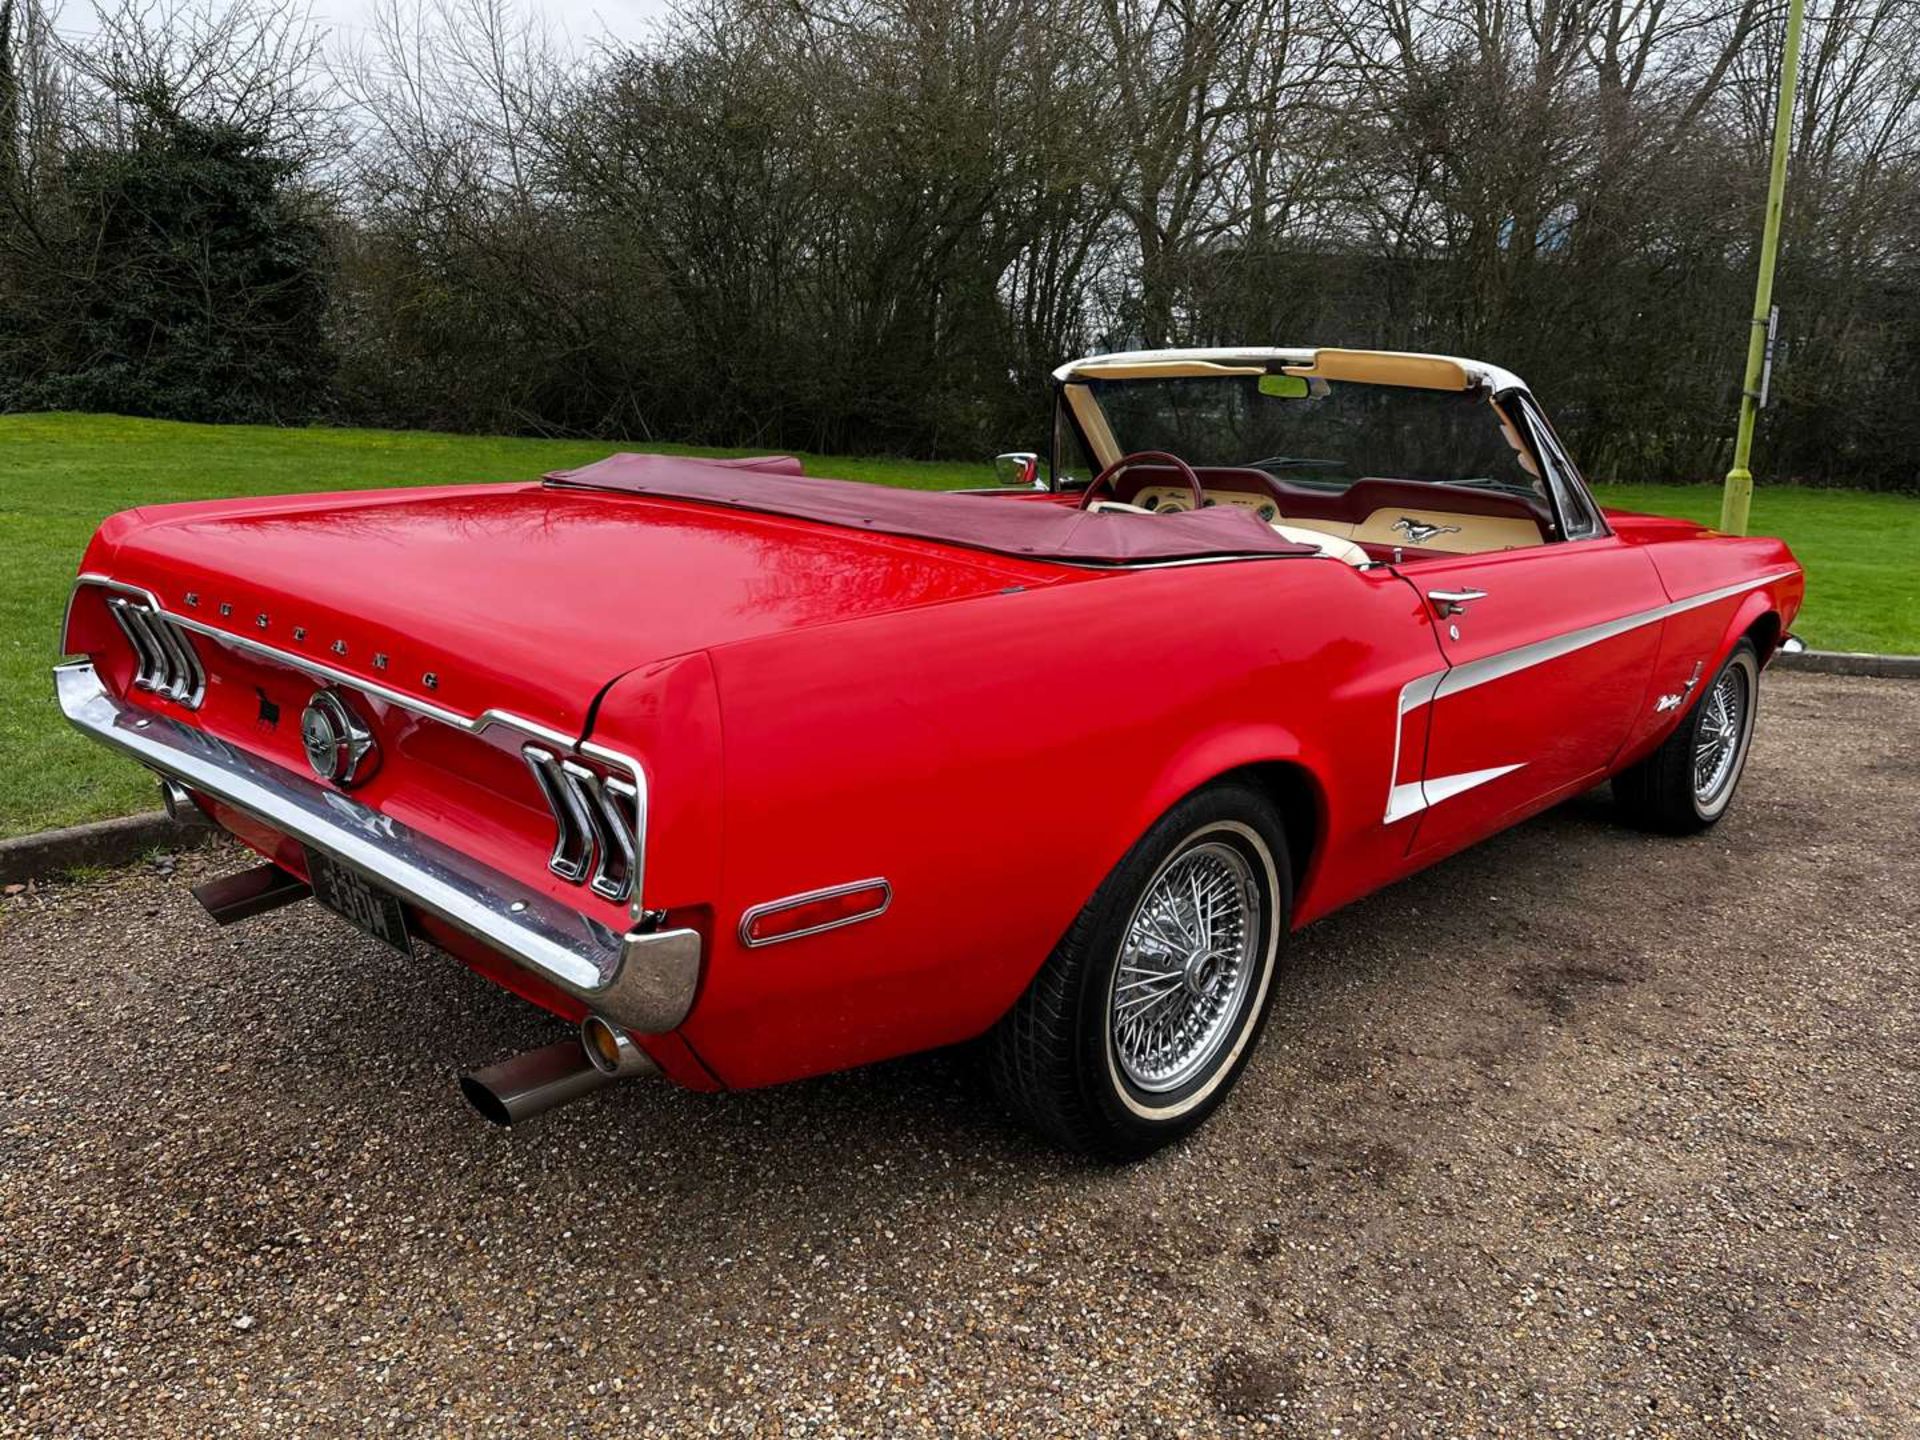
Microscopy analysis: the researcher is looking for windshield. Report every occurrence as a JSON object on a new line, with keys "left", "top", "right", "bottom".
{"left": 1081, "top": 375, "right": 1544, "bottom": 498}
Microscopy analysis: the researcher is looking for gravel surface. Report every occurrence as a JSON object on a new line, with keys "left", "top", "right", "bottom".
{"left": 2, "top": 670, "right": 1915, "bottom": 1437}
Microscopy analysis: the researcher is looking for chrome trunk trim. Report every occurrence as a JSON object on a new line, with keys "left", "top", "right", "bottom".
{"left": 55, "top": 661, "right": 700, "bottom": 1035}
{"left": 521, "top": 748, "right": 640, "bottom": 902}
{"left": 67, "top": 574, "right": 651, "bottom": 922}
{"left": 523, "top": 746, "right": 595, "bottom": 883}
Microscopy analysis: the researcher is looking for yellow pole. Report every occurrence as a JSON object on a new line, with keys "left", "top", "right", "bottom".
{"left": 1722, "top": 0, "right": 1808, "bottom": 535}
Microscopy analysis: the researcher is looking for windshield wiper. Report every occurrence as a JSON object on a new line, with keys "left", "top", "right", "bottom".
{"left": 1246, "top": 456, "right": 1348, "bottom": 472}
{"left": 1442, "top": 476, "right": 1539, "bottom": 496}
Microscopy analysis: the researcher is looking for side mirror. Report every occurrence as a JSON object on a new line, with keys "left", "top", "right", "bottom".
{"left": 993, "top": 452, "right": 1042, "bottom": 488}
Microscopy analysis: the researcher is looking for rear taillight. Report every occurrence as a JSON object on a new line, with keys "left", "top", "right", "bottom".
{"left": 106, "top": 597, "right": 205, "bottom": 708}
{"left": 522, "top": 746, "right": 641, "bottom": 903}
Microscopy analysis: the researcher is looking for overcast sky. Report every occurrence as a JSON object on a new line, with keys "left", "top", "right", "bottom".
{"left": 314, "top": 0, "right": 674, "bottom": 51}
{"left": 53, "top": 0, "right": 678, "bottom": 58}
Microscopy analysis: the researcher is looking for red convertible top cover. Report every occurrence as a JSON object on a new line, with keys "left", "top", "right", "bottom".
{"left": 543, "top": 453, "right": 1317, "bottom": 566}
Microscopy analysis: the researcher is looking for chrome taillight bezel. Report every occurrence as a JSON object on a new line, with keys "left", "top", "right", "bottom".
{"left": 523, "top": 746, "right": 643, "bottom": 904}
{"left": 106, "top": 597, "right": 205, "bottom": 708}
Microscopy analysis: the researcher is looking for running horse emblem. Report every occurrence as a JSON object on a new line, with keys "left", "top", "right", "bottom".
{"left": 1390, "top": 516, "right": 1463, "bottom": 545}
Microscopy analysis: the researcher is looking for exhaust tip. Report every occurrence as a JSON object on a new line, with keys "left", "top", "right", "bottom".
{"left": 158, "top": 776, "right": 209, "bottom": 827}
{"left": 580, "top": 1014, "right": 657, "bottom": 1078}
{"left": 458, "top": 1038, "right": 615, "bottom": 1126}
{"left": 458, "top": 1073, "right": 516, "bottom": 1126}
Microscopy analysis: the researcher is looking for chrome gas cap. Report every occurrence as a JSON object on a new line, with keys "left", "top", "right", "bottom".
{"left": 301, "top": 689, "right": 379, "bottom": 788}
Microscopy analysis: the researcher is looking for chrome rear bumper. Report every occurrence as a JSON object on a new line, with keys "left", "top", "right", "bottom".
{"left": 54, "top": 661, "right": 700, "bottom": 1034}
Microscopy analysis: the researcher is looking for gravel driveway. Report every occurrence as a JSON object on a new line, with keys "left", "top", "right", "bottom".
{"left": 2, "top": 670, "right": 1915, "bottom": 1437}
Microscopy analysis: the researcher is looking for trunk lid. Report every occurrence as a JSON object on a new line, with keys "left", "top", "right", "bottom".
{"left": 96, "top": 481, "right": 1075, "bottom": 728}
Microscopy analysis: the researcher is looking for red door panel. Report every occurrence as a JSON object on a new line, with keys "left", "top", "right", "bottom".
{"left": 1399, "top": 539, "right": 1668, "bottom": 858}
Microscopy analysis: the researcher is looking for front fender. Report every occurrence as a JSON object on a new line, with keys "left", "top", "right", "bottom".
{"left": 1615, "top": 551, "right": 1803, "bottom": 768}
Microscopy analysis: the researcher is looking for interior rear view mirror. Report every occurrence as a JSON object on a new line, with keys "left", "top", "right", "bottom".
{"left": 1258, "top": 375, "right": 1311, "bottom": 398}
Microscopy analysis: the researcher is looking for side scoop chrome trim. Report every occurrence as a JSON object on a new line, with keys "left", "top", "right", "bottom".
{"left": 55, "top": 661, "right": 698, "bottom": 1035}
{"left": 67, "top": 573, "right": 653, "bottom": 923}
{"left": 1383, "top": 568, "right": 1797, "bottom": 822}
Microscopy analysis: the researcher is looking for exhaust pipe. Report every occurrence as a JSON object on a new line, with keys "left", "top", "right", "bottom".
{"left": 192, "top": 862, "right": 310, "bottom": 925}
{"left": 458, "top": 1021, "right": 659, "bottom": 1126}
{"left": 580, "top": 1013, "right": 658, "bottom": 1077}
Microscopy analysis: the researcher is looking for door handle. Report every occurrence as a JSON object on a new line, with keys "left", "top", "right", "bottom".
{"left": 1427, "top": 588, "right": 1487, "bottom": 618}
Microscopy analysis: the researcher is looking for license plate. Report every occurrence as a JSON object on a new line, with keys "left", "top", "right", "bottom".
{"left": 304, "top": 847, "right": 412, "bottom": 956}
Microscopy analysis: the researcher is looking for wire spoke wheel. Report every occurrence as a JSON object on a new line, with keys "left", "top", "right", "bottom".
{"left": 1692, "top": 663, "right": 1750, "bottom": 805}
{"left": 1108, "top": 839, "right": 1260, "bottom": 1094}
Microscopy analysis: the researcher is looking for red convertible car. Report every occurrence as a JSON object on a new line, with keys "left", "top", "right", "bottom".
{"left": 57, "top": 347, "right": 1803, "bottom": 1156}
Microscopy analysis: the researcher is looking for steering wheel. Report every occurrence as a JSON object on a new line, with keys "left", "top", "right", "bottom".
{"left": 1079, "top": 450, "right": 1207, "bottom": 513}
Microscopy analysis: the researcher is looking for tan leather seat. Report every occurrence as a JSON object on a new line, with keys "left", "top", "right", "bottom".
{"left": 1271, "top": 523, "right": 1370, "bottom": 567}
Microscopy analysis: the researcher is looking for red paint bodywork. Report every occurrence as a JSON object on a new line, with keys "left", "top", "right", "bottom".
{"left": 64, "top": 474, "right": 1802, "bottom": 1093}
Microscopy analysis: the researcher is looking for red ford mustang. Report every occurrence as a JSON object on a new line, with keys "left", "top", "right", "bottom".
{"left": 56, "top": 347, "right": 1803, "bottom": 1156}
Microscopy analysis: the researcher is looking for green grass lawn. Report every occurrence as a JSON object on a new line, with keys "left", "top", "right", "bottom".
{"left": 2, "top": 412, "right": 1912, "bottom": 837}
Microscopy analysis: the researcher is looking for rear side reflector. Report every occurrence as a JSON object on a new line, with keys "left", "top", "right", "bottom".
{"left": 739, "top": 879, "right": 892, "bottom": 947}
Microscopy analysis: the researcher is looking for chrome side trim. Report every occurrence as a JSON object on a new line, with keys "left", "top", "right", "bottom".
{"left": 1383, "top": 670, "right": 1445, "bottom": 822}
{"left": 1382, "top": 568, "right": 1796, "bottom": 822}
{"left": 1433, "top": 570, "right": 1799, "bottom": 702}
{"left": 1422, "top": 763, "right": 1525, "bottom": 809}
{"left": 69, "top": 573, "right": 651, "bottom": 920}
{"left": 739, "top": 878, "right": 893, "bottom": 948}
{"left": 55, "top": 660, "right": 699, "bottom": 1034}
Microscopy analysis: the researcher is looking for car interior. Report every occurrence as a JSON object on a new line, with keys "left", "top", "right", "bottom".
{"left": 1086, "top": 466, "right": 1553, "bottom": 567}
{"left": 1051, "top": 350, "right": 1586, "bottom": 568}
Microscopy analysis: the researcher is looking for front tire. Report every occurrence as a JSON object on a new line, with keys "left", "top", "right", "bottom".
{"left": 987, "top": 783, "right": 1289, "bottom": 1159}
{"left": 1613, "top": 639, "right": 1761, "bottom": 834}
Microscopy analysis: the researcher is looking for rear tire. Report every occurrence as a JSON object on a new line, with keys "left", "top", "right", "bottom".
{"left": 1613, "top": 639, "right": 1760, "bottom": 834}
{"left": 987, "top": 782, "right": 1289, "bottom": 1160}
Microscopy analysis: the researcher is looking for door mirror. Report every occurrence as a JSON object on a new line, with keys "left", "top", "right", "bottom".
{"left": 993, "top": 452, "right": 1041, "bottom": 488}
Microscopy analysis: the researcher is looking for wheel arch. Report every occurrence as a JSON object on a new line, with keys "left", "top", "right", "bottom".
{"left": 1742, "top": 608, "right": 1783, "bottom": 664}
{"left": 1214, "top": 760, "right": 1321, "bottom": 906}
{"left": 1688, "top": 589, "right": 1784, "bottom": 706}
{"left": 1128, "top": 728, "right": 1329, "bottom": 918}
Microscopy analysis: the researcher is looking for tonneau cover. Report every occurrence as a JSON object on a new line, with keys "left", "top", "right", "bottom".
{"left": 543, "top": 453, "right": 1316, "bottom": 566}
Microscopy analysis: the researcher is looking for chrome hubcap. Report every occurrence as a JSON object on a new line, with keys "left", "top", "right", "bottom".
{"left": 1693, "top": 666, "right": 1748, "bottom": 803}
{"left": 1110, "top": 839, "right": 1260, "bottom": 1093}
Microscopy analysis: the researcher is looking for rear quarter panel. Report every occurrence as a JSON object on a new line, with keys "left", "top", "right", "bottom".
{"left": 618, "top": 556, "right": 1448, "bottom": 1088}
